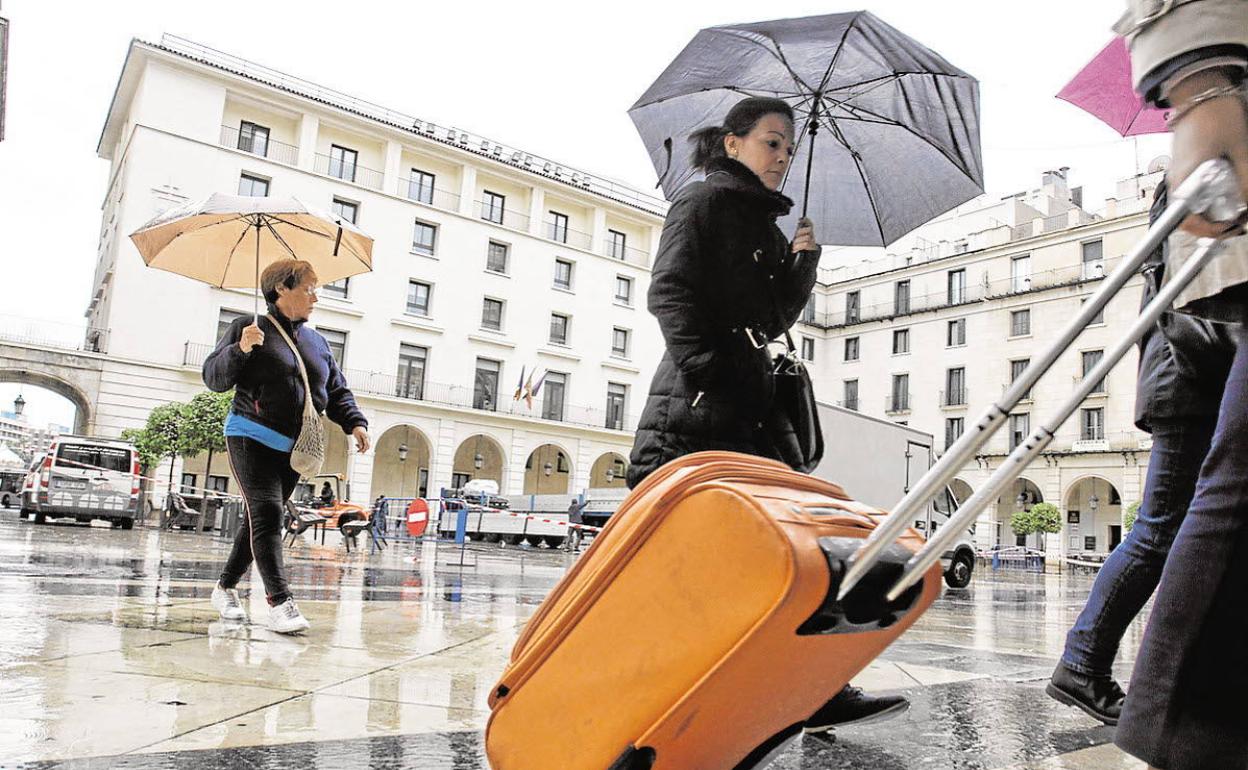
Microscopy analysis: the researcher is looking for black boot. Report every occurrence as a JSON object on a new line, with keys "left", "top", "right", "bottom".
{"left": 803, "top": 686, "right": 910, "bottom": 734}
{"left": 1045, "top": 661, "right": 1125, "bottom": 726}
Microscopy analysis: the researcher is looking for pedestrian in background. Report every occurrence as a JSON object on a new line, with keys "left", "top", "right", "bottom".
{"left": 203, "top": 259, "right": 370, "bottom": 635}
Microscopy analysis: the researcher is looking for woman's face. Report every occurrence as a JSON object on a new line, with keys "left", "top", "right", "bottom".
{"left": 275, "top": 275, "right": 319, "bottom": 321}
{"left": 724, "top": 113, "right": 795, "bottom": 191}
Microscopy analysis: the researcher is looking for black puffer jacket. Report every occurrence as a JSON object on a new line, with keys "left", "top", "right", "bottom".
{"left": 1134, "top": 183, "right": 1234, "bottom": 432}
{"left": 627, "top": 157, "right": 819, "bottom": 487}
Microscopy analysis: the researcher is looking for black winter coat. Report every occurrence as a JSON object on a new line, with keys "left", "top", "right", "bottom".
{"left": 1134, "top": 183, "right": 1234, "bottom": 432}
{"left": 627, "top": 158, "right": 819, "bottom": 487}
{"left": 203, "top": 306, "right": 368, "bottom": 440}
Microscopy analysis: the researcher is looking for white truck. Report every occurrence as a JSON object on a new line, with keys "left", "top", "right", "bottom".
{"left": 809, "top": 402, "right": 977, "bottom": 588}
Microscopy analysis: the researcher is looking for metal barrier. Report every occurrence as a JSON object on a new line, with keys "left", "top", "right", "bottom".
{"left": 983, "top": 546, "right": 1046, "bottom": 573}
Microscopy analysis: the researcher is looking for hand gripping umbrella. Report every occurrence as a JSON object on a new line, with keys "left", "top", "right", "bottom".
{"left": 630, "top": 11, "right": 984, "bottom": 246}
{"left": 129, "top": 193, "right": 374, "bottom": 321}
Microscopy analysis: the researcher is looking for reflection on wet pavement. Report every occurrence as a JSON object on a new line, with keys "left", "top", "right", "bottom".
{"left": 0, "top": 512, "right": 1146, "bottom": 769}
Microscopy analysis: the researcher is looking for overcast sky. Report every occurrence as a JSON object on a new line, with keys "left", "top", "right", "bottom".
{"left": 0, "top": 0, "right": 1170, "bottom": 427}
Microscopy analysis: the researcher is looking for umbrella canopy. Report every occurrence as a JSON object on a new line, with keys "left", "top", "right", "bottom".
{"left": 1057, "top": 37, "right": 1169, "bottom": 137}
{"left": 630, "top": 11, "right": 984, "bottom": 246}
{"left": 130, "top": 193, "right": 374, "bottom": 315}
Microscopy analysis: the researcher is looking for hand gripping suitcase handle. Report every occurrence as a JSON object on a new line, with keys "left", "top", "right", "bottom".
{"left": 838, "top": 158, "right": 1245, "bottom": 602}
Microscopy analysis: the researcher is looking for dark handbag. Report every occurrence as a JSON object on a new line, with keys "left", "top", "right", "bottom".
{"left": 765, "top": 330, "right": 824, "bottom": 474}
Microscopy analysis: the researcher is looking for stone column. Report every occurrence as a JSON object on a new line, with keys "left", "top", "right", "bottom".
{"left": 508, "top": 429, "right": 528, "bottom": 496}
{"left": 432, "top": 419, "right": 458, "bottom": 496}
{"left": 573, "top": 440, "right": 594, "bottom": 495}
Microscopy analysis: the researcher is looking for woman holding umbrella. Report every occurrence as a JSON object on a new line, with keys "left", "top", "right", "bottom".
{"left": 627, "top": 96, "right": 908, "bottom": 734}
{"left": 204, "top": 259, "right": 370, "bottom": 634}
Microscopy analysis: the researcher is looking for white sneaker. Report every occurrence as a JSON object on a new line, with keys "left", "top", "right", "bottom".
{"left": 211, "top": 584, "right": 247, "bottom": 622}
{"left": 268, "top": 598, "right": 310, "bottom": 635}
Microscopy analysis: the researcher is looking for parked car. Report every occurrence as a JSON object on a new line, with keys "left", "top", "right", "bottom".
{"left": 0, "top": 469, "right": 23, "bottom": 508}
{"left": 24, "top": 436, "right": 141, "bottom": 528}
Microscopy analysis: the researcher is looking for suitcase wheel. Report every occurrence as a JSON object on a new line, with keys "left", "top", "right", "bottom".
{"left": 732, "top": 723, "right": 804, "bottom": 770}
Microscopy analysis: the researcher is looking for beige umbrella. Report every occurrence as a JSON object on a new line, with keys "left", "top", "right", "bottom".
{"left": 129, "top": 193, "right": 374, "bottom": 320}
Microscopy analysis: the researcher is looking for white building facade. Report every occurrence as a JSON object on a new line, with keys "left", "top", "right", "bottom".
{"left": 87, "top": 36, "right": 667, "bottom": 504}
{"left": 802, "top": 167, "right": 1167, "bottom": 560}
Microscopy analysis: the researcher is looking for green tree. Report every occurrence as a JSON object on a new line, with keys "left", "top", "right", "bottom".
{"left": 135, "top": 402, "right": 192, "bottom": 489}
{"left": 1124, "top": 501, "right": 1141, "bottom": 533}
{"left": 181, "top": 391, "right": 232, "bottom": 493}
{"left": 1009, "top": 502, "right": 1062, "bottom": 542}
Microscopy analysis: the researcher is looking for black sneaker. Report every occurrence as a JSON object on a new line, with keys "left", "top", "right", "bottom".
{"left": 803, "top": 686, "right": 910, "bottom": 734}
{"left": 1045, "top": 662, "right": 1124, "bottom": 726}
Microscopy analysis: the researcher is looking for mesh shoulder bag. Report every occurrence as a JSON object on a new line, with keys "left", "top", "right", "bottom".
{"left": 266, "top": 314, "right": 326, "bottom": 478}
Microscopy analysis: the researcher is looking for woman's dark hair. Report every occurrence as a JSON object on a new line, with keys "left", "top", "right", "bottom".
{"left": 690, "top": 97, "right": 795, "bottom": 170}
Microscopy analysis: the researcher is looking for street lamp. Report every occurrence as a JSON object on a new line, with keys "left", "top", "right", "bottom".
{"left": 605, "top": 467, "right": 615, "bottom": 484}
{"left": 543, "top": 462, "right": 553, "bottom": 477}
{"left": 13, "top": 394, "right": 25, "bottom": 418}
{"left": 398, "top": 443, "right": 409, "bottom": 463}
{"left": 473, "top": 452, "right": 484, "bottom": 470}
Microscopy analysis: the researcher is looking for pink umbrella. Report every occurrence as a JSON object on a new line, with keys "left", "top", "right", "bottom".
{"left": 1057, "top": 37, "right": 1170, "bottom": 136}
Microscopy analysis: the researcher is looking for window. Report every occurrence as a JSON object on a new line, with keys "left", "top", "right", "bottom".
{"left": 800, "top": 336, "right": 815, "bottom": 362}
{"left": 553, "top": 258, "right": 574, "bottom": 290}
{"left": 1085, "top": 536, "right": 1098, "bottom": 552}
{"left": 481, "top": 298, "right": 504, "bottom": 331}
{"left": 1009, "top": 412, "right": 1030, "bottom": 450}
{"left": 1011, "top": 358, "right": 1032, "bottom": 399}
{"left": 894, "top": 280, "right": 911, "bottom": 314}
{"left": 396, "top": 344, "right": 427, "bottom": 400}
{"left": 1081, "top": 239, "right": 1105, "bottom": 280}
{"left": 1081, "top": 297, "right": 1105, "bottom": 325}
{"left": 945, "top": 367, "right": 966, "bottom": 406}
{"left": 843, "top": 380, "right": 859, "bottom": 411}
{"left": 1011, "top": 254, "right": 1031, "bottom": 293}
{"left": 487, "top": 241, "right": 509, "bottom": 273}
{"left": 409, "top": 169, "right": 435, "bottom": 205}
{"left": 319, "top": 327, "right": 347, "bottom": 368}
{"left": 542, "top": 372, "right": 567, "bottom": 421}
{"left": 802, "top": 294, "right": 817, "bottom": 324}
{"left": 844, "top": 337, "right": 860, "bottom": 361}
{"left": 947, "top": 318, "right": 966, "bottom": 347}
{"left": 947, "top": 269, "right": 966, "bottom": 305}
{"left": 945, "top": 417, "right": 964, "bottom": 450}
{"left": 549, "top": 313, "right": 570, "bottom": 345}
{"left": 608, "top": 229, "right": 627, "bottom": 260}
{"left": 615, "top": 275, "right": 634, "bottom": 305}
{"left": 238, "top": 121, "right": 269, "bottom": 156}
{"left": 548, "top": 211, "right": 569, "bottom": 243}
{"left": 217, "top": 308, "right": 249, "bottom": 341}
{"left": 1082, "top": 349, "right": 1106, "bottom": 393}
{"left": 612, "top": 327, "right": 631, "bottom": 358}
{"left": 1081, "top": 407, "right": 1105, "bottom": 441}
{"left": 846, "top": 291, "right": 860, "bottom": 323}
{"left": 181, "top": 473, "right": 197, "bottom": 496}
{"left": 482, "top": 190, "right": 506, "bottom": 224}
{"left": 328, "top": 144, "right": 358, "bottom": 182}
{"left": 238, "top": 173, "right": 269, "bottom": 197}
{"left": 890, "top": 374, "right": 910, "bottom": 412}
{"left": 474, "top": 358, "right": 500, "bottom": 411}
{"left": 606, "top": 383, "right": 628, "bottom": 430}
{"left": 412, "top": 220, "right": 437, "bottom": 256}
{"left": 893, "top": 328, "right": 910, "bottom": 355}
{"left": 1010, "top": 308, "right": 1031, "bottom": 337}
{"left": 331, "top": 197, "right": 358, "bottom": 224}
{"left": 320, "top": 278, "right": 349, "bottom": 299}
{"left": 406, "top": 281, "right": 432, "bottom": 316}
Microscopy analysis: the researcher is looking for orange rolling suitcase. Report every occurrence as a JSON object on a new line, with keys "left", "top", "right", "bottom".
{"left": 484, "top": 451, "right": 943, "bottom": 770}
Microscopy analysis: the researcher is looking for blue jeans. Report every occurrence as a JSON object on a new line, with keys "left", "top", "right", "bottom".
{"left": 1061, "top": 414, "right": 1217, "bottom": 677}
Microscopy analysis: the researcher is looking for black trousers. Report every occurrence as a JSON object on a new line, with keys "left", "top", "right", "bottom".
{"left": 218, "top": 436, "right": 300, "bottom": 605}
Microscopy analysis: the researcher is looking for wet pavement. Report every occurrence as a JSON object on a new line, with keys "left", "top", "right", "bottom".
{"left": 0, "top": 510, "right": 1148, "bottom": 769}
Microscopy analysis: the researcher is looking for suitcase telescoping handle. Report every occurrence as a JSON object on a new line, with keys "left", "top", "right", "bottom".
{"left": 837, "top": 158, "right": 1246, "bottom": 603}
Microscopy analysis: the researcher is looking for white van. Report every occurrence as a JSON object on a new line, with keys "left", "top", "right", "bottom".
{"left": 27, "top": 436, "right": 140, "bottom": 528}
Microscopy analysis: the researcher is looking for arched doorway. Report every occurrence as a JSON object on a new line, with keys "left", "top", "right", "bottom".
{"left": 370, "top": 425, "right": 434, "bottom": 499}
{"left": 999, "top": 477, "right": 1045, "bottom": 548}
{"left": 0, "top": 378, "right": 87, "bottom": 438}
{"left": 524, "top": 443, "right": 572, "bottom": 495}
{"left": 589, "top": 452, "right": 628, "bottom": 490}
{"left": 1064, "top": 476, "right": 1122, "bottom": 555}
{"left": 452, "top": 434, "right": 506, "bottom": 492}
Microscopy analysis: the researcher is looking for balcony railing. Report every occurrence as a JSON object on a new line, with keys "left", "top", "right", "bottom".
{"left": 477, "top": 200, "right": 531, "bottom": 231}
{"left": 219, "top": 125, "right": 299, "bottom": 166}
{"left": 544, "top": 220, "right": 593, "bottom": 250}
{"left": 395, "top": 178, "right": 461, "bottom": 211}
{"left": 339, "top": 367, "right": 640, "bottom": 432}
{"left": 314, "top": 154, "right": 384, "bottom": 191}
{"left": 183, "top": 342, "right": 214, "bottom": 368}
{"left": 941, "top": 388, "right": 968, "bottom": 407}
{"left": 0, "top": 315, "right": 109, "bottom": 354}
{"left": 885, "top": 393, "right": 911, "bottom": 414}
{"left": 604, "top": 242, "right": 650, "bottom": 267}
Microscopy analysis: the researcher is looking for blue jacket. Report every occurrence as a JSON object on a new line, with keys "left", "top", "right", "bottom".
{"left": 202, "top": 306, "right": 368, "bottom": 439}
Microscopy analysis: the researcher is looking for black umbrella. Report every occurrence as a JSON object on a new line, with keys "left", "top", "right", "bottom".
{"left": 629, "top": 11, "right": 984, "bottom": 246}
